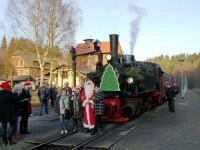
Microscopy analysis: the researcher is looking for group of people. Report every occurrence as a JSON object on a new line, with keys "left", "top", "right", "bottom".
{"left": 0, "top": 78, "right": 180, "bottom": 146}
{"left": 48, "top": 80, "right": 104, "bottom": 135}
{"left": 37, "top": 80, "right": 105, "bottom": 135}
{"left": 0, "top": 79, "right": 105, "bottom": 145}
{"left": 0, "top": 81, "right": 32, "bottom": 145}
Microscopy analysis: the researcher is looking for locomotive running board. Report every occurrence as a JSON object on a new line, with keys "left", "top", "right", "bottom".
{"left": 102, "top": 117, "right": 129, "bottom": 122}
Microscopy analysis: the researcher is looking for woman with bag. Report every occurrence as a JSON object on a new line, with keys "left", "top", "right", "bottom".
{"left": 59, "top": 88, "right": 70, "bottom": 135}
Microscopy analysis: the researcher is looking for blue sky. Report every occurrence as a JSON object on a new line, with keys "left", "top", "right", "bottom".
{"left": 1, "top": 0, "right": 200, "bottom": 60}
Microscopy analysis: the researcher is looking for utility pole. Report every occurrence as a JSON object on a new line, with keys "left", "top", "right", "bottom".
{"left": 70, "top": 47, "right": 76, "bottom": 88}
{"left": 70, "top": 39, "right": 102, "bottom": 88}
{"left": 178, "top": 59, "right": 184, "bottom": 99}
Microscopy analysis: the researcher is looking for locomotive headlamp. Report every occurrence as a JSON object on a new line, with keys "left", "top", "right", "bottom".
{"left": 127, "top": 77, "right": 133, "bottom": 84}
{"left": 105, "top": 54, "right": 112, "bottom": 60}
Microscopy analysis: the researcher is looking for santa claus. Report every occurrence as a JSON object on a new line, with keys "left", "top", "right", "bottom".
{"left": 80, "top": 80, "right": 95, "bottom": 129}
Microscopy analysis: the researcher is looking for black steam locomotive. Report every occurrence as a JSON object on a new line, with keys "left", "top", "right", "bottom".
{"left": 87, "top": 34, "right": 174, "bottom": 122}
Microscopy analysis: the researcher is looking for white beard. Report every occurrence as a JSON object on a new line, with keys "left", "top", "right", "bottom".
{"left": 84, "top": 81, "right": 94, "bottom": 99}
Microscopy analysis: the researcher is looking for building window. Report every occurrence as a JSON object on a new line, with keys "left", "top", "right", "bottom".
{"left": 20, "top": 60, "right": 24, "bottom": 66}
{"left": 87, "top": 55, "right": 94, "bottom": 67}
{"left": 33, "top": 61, "right": 39, "bottom": 67}
{"left": 44, "top": 63, "right": 50, "bottom": 69}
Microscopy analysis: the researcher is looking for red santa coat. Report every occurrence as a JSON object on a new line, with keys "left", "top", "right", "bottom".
{"left": 24, "top": 81, "right": 32, "bottom": 114}
{"left": 80, "top": 85, "right": 95, "bottom": 129}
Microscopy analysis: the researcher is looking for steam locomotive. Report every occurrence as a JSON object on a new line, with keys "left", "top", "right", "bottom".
{"left": 87, "top": 34, "right": 175, "bottom": 122}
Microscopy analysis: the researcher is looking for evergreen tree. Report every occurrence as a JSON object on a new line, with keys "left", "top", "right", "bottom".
{"left": 7, "top": 38, "right": 16, "bottom": 55}
{"left": 0, "top": 35, "right": 7, "bottom": 51}
{"left": 100, "top": 63, "right": 120, "bottom": 91}
{"left": 148, "top": 52, "right": 200, "bottom": 89}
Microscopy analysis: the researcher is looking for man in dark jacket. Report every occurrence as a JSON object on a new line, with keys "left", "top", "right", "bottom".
{"left": 18, "top": 84, "right": 31, "bottom": 134}
{"left": 92, "top": 86, "right": 105, "bottom": 135}
{"left": 38, "top": 82, "right": 50, "bottom": 116}
{"left": 165, "top": 84, "right": 179, "bottom": 112}
{"left": 0, "top": 81, "right": 17, "bottom": 145}
{"left": 50, "top": 85, "right": 57, "bottom": 108}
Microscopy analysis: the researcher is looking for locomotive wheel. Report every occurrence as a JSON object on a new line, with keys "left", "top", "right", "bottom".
{"left": 122, "top": 98, "right": 143, "bottom": 118}
{"left": 122, "top": 104, "right": 136, "bottom": 119}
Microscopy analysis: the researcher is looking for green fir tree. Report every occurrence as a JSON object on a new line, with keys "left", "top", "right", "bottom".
{"left": 100, "top": 63, "right": 120, "bottom": 91}
{"left": 0, "top": 35, "right": 7, "bottom": 51}
{"left": 7, "top": 38, "right": 16, "bottom": 55}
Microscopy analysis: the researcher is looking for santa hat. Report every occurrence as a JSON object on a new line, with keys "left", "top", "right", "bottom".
{"left": 0, "top": 81, "right": 12, "bottom": 92}
{"left": 24, "top": 81, "right": 32, "bottom": 88}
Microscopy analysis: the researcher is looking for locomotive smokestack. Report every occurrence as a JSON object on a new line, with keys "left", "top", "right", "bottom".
{"left": 109, "top": 34, "right": 119, "bottom": 61}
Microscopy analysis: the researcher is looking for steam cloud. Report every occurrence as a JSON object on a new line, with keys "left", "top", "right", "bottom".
{"left": 129, "top": 4, "right": 146, "bottom": 54}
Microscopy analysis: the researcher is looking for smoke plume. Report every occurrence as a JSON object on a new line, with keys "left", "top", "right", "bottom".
{"left": 129, "top": 4, "right": 146, "bottom": 54}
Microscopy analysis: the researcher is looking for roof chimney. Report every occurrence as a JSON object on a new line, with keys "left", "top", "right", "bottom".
{"left": 83, "top": 39, "right": 94, "bottom": 44}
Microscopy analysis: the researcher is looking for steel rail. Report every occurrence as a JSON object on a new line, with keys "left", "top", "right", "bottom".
{"left": 71, "top": 125, "right": 118, "bottom": 150}
{"left": 29, "top": 131, "right": 76, "bottom": 150}
{"left": 71, "top": 112, "right": 149, "bottom": 150}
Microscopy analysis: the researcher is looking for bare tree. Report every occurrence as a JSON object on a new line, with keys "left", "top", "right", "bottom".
{"left": 7, "top": 0, "right": 80, "bottom": 85}
{"left": 43, "top": 0, "right": 79, "bottom": 85}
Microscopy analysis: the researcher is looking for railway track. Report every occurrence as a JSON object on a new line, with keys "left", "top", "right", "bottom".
{"left": 29, "top": 131, "right": 76, "bottom": 150}
{"left": 28, "top": 124, "right": 117, "bottom": 150}
{"left": 72, "top": 113, "right": 148, "bottom": 150}
{"left": 71, "top": 124, "right": 120, "bottom": 150}
{"left": 29, "top": 112, "right": 149, "bottom": 150}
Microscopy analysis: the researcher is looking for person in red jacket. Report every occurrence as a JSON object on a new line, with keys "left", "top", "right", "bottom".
{"left": 80, "top": 80, "right": 95, "bottom": 132}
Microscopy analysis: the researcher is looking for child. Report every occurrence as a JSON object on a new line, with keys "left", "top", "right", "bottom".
{"left": 59, "top": 88, "right": 70, "bottom": 135}
{"left": 93, "top": 86, "right": 105, "bottom": 134}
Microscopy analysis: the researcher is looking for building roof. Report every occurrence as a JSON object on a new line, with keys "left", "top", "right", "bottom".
{"left": 52, "top": 64, "right": 71, "bottom": 72}
{"left": 100, "top": 41, "right": 123, "bottom": 53}
{"left": 11, "top": 75, "right": 36, "bottom": 82}
{"left": 77, "top": 67, "right": 94, "bottom": 75}
{"left": 12, "top": 51, "right": 37, "bottom": 66}
{"left": 76, "top": 41, "right": 123, "bottom": 55}
{"left": 12, "top": 50, "right": 52, "bottom": 67}
{"left": 51, "top": 64, "right": 93, "bottom": 76}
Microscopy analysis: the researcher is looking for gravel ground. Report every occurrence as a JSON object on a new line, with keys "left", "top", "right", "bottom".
{"left": 0, "top": 106, "right": 61, "bottom": 150}
{"left": 111, "top": 90, "right": 200, "bottom": 150}
{"left": 1, "top": 90, "right": 200, "bottom": 150}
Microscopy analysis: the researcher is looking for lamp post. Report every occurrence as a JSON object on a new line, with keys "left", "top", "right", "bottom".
{"left": 94, "top": 39, "right": 103, "bottom": 73}
{"left": 70, "top": 46, "right": 76, "bottom": 88}
{"left": 8, "top": 58, "right": 14, "bottom": 88}
{"left": 178, "top": 59, "right": 184, "bottom": 99}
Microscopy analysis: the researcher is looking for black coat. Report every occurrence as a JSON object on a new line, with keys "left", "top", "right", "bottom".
{"left": 72, "top": 93, "right": 82, "bottom": 119}
{"left": 18, "top": 88, "right": 31, "bottom": 115}
{"left": 38, "top": 86, "right": 50, "bottom": 102}
{"left": 0, "top": 90, "right": 17, "bottom": 123}
{"left": 166, "top": 86, "right": 179, "bottom": 100}
{"left": 50, "top": 87, "right": 57, "bottom": 100}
